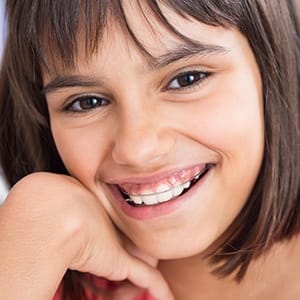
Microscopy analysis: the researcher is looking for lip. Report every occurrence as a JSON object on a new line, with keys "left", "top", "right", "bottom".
{"left": 107, "top": 164, "right": 215, "bottom": 220}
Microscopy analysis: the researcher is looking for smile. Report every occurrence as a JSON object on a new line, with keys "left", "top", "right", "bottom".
{"left": 117, "top": 163, "right": 215, "bottom": 206}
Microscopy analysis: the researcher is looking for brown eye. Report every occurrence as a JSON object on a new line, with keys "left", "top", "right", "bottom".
{"left": 168, "top": 71, "right": 210, "bottom": 90}
{"left": 67, "top": 95, "right": 109, "bottom": 112}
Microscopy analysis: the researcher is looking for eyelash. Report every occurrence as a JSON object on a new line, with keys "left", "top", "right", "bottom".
{"left": 64, "top": 95, "right": 110, "bottom": 114}
{"left": 63, "top": 70, "right": 211, "bottom": 113}
{"left": 166, "top": 70, "right": 211, "bottom": 91}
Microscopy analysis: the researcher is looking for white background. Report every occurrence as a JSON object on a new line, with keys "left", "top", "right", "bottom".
{"left": 0, "top": 1, "right": 8, "bottom": 204}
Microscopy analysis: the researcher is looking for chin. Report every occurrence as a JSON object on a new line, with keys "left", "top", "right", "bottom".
{"left": 139, "top": 239, "right": 208, "bottom": 260}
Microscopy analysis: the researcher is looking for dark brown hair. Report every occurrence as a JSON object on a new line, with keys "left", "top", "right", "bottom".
{"left": 1, "top": 0, "right": 299, "bottom": 299}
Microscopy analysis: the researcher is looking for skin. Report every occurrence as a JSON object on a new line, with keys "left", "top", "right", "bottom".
{"left": 0, "top": 173, "right": 173, "bottom": 300}
{"left": 46, "top": 4, "right": 263, "bottom": 260}
{"left": 5, "top": 1, "right": 295, "bottom": 299}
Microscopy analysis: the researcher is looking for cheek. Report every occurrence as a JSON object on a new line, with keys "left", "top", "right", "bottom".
{"left": 50, "top": 124, "right": 109, "bottom": 181}
{"left": 167, "top": 76, "right": 264, "bottom": 197}
{"left": 170, "top": 75, "right": 264, "bottom": 161}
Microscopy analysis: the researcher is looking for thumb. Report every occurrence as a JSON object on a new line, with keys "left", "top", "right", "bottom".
{"left": 86, "top": 245, "right": 174, "bottom": 300}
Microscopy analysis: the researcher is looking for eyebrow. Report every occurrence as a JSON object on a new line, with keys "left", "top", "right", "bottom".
{"left": 42, "top": 75, "right": 101, "bottom": 95}
{"left": 42, "top": 43, "right": 228, "bottom": 95}
{"left": 150, "top": 43, "right": 228, "bottom": 70}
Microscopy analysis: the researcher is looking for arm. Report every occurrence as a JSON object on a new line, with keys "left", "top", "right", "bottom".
{"left": 0, "top": 172, "right": 173, "bottom": 300}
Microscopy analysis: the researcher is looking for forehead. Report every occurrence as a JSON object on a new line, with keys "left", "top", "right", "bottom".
{"left": 118, "top": 0, "right": 198, "bottom": 53}
{"left": 120, "top": 1, "right": 232, "bottom": 55}
{"left": 42, "top": 0, "right": 237, "bottom": 77}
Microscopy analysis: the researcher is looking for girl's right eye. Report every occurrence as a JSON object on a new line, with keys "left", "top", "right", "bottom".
{"left": 65, "top": 95, "right": 110, "bottom": 113}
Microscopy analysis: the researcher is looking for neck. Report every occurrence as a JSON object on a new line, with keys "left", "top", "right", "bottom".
{"left": 158, "top": 236, "right": 300, "bottom": 300}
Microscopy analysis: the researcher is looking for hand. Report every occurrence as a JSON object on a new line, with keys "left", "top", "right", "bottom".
{"left": 101, "top": 233, "right": 162, "bottom": 300}
{"left": 0, "top": 172, "right": 174, "bottom": 300}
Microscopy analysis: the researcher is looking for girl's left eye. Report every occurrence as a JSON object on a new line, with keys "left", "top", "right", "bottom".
{"left": 167, "top": 70, "right": 210, "bottom": 90}
{"left": 65, "top": 95, "right": 110, "bottom": 112}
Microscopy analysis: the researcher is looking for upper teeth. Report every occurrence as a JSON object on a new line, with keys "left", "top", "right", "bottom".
{"left": 125, "top": 172, "right": 201, "bottom": 206}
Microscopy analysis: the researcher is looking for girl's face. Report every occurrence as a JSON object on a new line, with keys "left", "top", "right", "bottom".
{"left": 45, "top": 3, "right": 264, "bottom": 259}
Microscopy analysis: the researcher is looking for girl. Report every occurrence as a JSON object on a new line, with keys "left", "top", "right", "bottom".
{"left": 0, "top": 1, "right": 299, "bottom": 299}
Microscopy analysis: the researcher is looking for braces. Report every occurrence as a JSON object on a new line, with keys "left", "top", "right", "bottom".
{"left": 120, "top": 164, "right": 213, "bottom": 206}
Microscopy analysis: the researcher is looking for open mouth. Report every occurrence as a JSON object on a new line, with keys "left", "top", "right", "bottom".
{"left": 116, "top": 163, "right": 214, "bottom": 207}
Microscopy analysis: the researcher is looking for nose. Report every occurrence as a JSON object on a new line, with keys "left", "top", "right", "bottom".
{"left": 111, "top": 105, "right": 174, "bottom": 167}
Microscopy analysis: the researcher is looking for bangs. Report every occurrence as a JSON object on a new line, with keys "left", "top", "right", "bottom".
{"left": 28, "top": 1, "right": 112, "bottom": 73}
{"left": 9, "top": 0, "right": 246, "bottom": 76}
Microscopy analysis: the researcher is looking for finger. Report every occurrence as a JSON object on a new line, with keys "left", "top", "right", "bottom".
{"left": 121, "top": 234, "right": 158, "bottom": 268}
{"left": 124, "top": 253, "right": 175, "bottom": 300}
{"left": 111, "top": 281, "right": 144, "bottom": 300}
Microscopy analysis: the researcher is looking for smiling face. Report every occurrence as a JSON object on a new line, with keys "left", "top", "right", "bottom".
{"left": 44, "top": 2, "right": 264, "bottom": 259}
